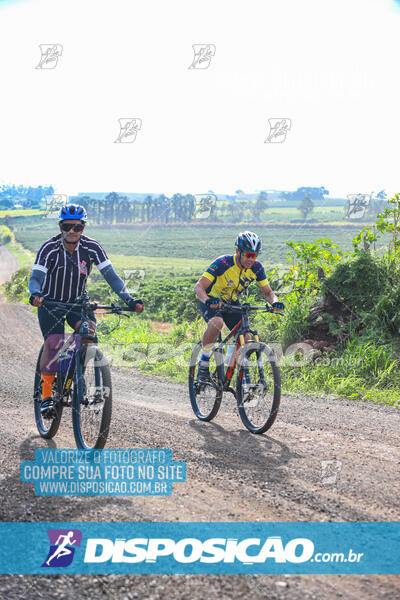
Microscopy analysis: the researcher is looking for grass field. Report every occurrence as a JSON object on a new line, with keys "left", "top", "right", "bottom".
{"left": 0, "top": 209, "right": 43, "bottom": 217}
{"left": 13, "top": 222, "right": 379, "bottom": 266}
{"left": 229, "top": 206, "right": 347, "bottom": 222}
{"left": 108, "top": 254, "right": 208, "bottom": 275}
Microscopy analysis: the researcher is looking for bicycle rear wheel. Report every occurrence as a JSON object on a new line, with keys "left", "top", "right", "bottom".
{"left": 236, "top": 342, "right": 281, "bottom": 434}
{"left": 33, "top": 345, "right": 63, "bottom": 439}
{"left": 72, "top": 345, "right": 112, "bottom": 449}
{"left": 188, "top": 342, "right": 224, "bottom": 421}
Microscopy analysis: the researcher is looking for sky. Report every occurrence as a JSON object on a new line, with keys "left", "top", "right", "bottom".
{"left": 0, "top": 0, "right": 399, "bottom": 198}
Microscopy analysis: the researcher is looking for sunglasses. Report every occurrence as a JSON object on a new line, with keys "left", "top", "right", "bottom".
{"left": 60, "top": 223, "right": 85, "bottom": 232}
{"left": 242, "top": 251, "right": 257, "bottom": 259}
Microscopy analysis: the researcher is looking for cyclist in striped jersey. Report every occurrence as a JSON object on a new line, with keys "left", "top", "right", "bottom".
{"left": 28, "top": 204, "right": 144, "bottom": 414}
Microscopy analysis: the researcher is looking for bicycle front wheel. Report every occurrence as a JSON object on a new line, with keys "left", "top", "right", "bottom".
{"left": 188, "top": 342, "right": 223, "bottom": 421}
{"left": 236, "top": 342, "right": 281, "bottom": 434}
{"left": 72, "top": 345, "right": 112, "bottom": 449}
{"left": 33, "top": 345, "right": 63, "bottom": 439}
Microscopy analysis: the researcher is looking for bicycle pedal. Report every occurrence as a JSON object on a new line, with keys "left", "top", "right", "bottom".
{"left": 41, "top": 405, "right": 58, "bottom": 418}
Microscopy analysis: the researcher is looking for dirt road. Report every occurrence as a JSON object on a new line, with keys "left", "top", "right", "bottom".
{"left": 0, "top": 248, "right": 399, "bottom": 599}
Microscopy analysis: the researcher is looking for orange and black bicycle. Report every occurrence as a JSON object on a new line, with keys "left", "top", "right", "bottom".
{"left": 188, "top": 301, "right": 283, "bottom": 434}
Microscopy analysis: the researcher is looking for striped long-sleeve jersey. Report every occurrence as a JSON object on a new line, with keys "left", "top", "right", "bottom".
{"left": 29, "top": 234, "right": 115, "bottom": 302}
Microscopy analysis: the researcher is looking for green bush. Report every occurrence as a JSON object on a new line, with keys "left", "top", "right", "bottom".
{"left": 374, "top": 284, "right": 400, "bottom": 336}
{"left": 0, "top": 225, "right": 12, "bottom": 245}
{"left": 87, "top": 270, "right": 199, "bottom": 322}
{"left": 2, "top": 267, "right": 30, "bottom": 303}
{"left": 139, "top": 275, "right": 199, "bottom": 322}
{"left": 322, "top": 250, "right": 390, "bottom": 313}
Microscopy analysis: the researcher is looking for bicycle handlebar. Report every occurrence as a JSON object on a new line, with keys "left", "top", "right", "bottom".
{"left": 41, "top": 299, "right": 137, "bottom": 314}
{"left": 217, "top": 301, "right": 284, "bottom": 315}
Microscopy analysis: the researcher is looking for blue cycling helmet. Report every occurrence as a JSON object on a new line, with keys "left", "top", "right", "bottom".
{"left": 58, "top": 204, "right": 88, "bottom": 222}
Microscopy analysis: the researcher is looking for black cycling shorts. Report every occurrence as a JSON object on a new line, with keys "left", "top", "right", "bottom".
{"left": 38, "top": 304, "right": 96, "bottom": 339}
{"left": 198, "top": 300, "right": 242, "bottom": 331}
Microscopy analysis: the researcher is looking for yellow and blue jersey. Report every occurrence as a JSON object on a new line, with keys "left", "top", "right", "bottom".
{"left": 202, "top": 254, "right": 269, "bottom": 302}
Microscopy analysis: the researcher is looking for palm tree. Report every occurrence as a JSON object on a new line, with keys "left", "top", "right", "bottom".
{"left": 143, "top": 195, "right": 153, "bottom": 222}
{"left": 105, "top": 192, "right": 122, "bottom": 224}
{"left": 171, "top": 194, "right": 183, "bottom": 222}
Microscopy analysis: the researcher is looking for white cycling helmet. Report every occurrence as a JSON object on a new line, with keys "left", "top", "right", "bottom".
{"left": 235, "top": 231, "right": 262, "bottom": 254}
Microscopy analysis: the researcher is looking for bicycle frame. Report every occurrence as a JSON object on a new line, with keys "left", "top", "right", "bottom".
{"left": 35, "top": 295, "right": 136, "bottom": 448}
{"left": 42, "top": 300, "right": 96, "bottom": 402}
{"left": 213, "top": 306, "right": 262, "bottom": 391}
{"left": 41, "top": 296, "right": 125, "bottom": 405}
{"left": 190, "top": 301, "right": 283, "bottom": 432}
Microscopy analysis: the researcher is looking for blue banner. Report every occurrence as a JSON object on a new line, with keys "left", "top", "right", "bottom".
{"left": 0, "top": 522, "right": 398, "bottom": 574}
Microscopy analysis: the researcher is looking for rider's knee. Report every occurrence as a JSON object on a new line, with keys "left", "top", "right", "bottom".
{"left": 208, "top": 316, "right": 224, "bottom": 331}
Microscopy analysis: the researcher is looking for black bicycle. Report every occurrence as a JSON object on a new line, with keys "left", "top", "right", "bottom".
{"left": 189, "top": 302, "right": 283, "bottom": 434}
{"left": 33, "top": 296, "right": 136, "bottom": 450}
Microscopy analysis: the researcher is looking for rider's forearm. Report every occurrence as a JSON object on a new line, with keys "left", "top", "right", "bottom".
{"left": 99, "top": 263, "right": 131, "bottom": 302}
{"left": 28, "top": 268, "right": 45, "bottom": 295}
{"left": 194, "top": 282, "right": 209, "bottom": 303}
{"left": 264, "top": 289, "right": 278, "bottom": 304}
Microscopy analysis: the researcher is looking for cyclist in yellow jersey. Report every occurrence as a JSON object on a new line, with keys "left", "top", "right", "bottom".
{"left": 194, "top": 231, "right": 284, "bottom": 380}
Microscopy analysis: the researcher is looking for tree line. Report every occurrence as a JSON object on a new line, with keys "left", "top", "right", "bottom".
{"left": 75, "top": 192, "right": 275, "bottom": 224}
{"left": 0, "top": 184, "right": 54, "bottom": 208}
{"left": 76, "top": 193, "right": 197, "bottom": 224}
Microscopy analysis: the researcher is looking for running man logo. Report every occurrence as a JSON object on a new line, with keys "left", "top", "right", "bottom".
{"left": 264, "top": 118, "right": 292, "bottom": 143}
{"left": 188, "top": 44, "right": 216, "bottom": 69}
{"left": 321, "top": 460, "right": 342, "bottom": 485}
{"left": 43, "top": 194, "right": 68, "bottom": 219}
{"left": 194, "top": 194, "right": 217, "bottom": 219}
{"left": 42, "top": 529, "right": 82, "bottom": 568}
{"left": 115, "top": 118, "right": 142, "bottom": 144}
{"left": 36, "top": 44, "right": 63, "bottom": 69}
{"left": 123, "top": 269, "right": 145, "bottom": 294}
{"left": 346, "top": 194, "right": 369, "bottom": 219}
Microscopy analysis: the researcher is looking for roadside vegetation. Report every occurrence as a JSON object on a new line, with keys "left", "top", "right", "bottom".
{"left": 0, "top": 225, "right": 12, "bottom": 245}
{"left": 2, "top": 196, "right": 400, "bottom": 406}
